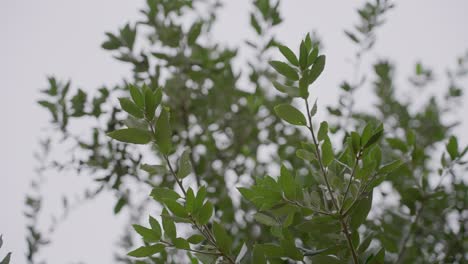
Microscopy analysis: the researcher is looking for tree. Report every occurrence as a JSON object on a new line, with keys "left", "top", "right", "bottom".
{"left": 27, "top": 0, "right": 467, "bottom": 263}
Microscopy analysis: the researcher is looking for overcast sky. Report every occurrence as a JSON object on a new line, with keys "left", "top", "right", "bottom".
{"left": 1, "top": 0, "right": 468, "bottom": 263}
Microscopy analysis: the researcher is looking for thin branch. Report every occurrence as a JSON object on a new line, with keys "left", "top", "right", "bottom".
{"left": 304, "top": 99, "right": 359, "bottom": 264}
{"left": 395, "top": 204, "right": 424, "bottom": 264}
{"left": 340, "top": 153, "right": 361, "bottom": 213}
{"left": 304, "top": 99, "right": 339, "bottom": 211}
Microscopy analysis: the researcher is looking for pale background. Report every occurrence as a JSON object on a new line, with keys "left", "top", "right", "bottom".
{"left": 1, "top": 0, "right": 468, "bottom": 263}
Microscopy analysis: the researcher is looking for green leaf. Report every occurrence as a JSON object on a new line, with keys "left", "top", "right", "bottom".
{"left": 296, "top": 149, "right": 315, "bottom": 161}
{"left": 307, "top": 47, "right": 319, "bottom": 67}
{"left": 213, "top": 222, "right": 232, "bottom": 253}
{"left": 310, "top": 99, "right": 318, "bottom": 117}
{"left": 272, "top": 81, "right": 300, "bottom": 97}
{"left": 186, "top": 188, "right": 195, "bottom": 213}
{"left": 254, "top": 212, "right": 278, "bottom": 226}
{"left": 0, "top": 253, "right": 11, "bottom": 264}
{"left": 177, "top": 149, "right": 192, "bottom": 179}
{"left": 129, "top": 84, "right": 144, "bottom": 107}
{"left": 447, "top": 136, "right": 459, "bottom": 160}
{"left": 299, "top": 41, "right": 308, "bottom": 70}
{"left": 351, "top": 132, "right": 361, "bottom": 155}
{"left": 133, "top": 224, "right": 161, "bottom": 242}
{"left": 193, "top": 186, "right": 207, "bottom": 213}
{"left": 197, "top": 201, "right": 213, "bottom": 225}
{"left": 149, "top": 216, "right": 162, "bottom": 239}
{"left": 188, "top": 22, "right": 203, "bottom": 45}
{"left": 144, "top": 87, "right": 157, "bottom": 120}
{"left": 155, "top": 107, "right": 172, "bottom": 154}
{"left": 162, "top": 208, "right": 177, "bottom": 239}
{"left": 317, "top": 121, "right": 328, "bottom": 141}
{"left": 127, "top": 244, "right": 165, "bottom": 258}
{"left": 274, "top": 104, "right": 306, "bottom": 126}
{"left": 386, "top": 138, "right": 408, "bottom": 152}
{"left": 187, "top": 234, "right": 205, "bottom": 244}
{"left": 269, "top": 61, "right": 299, "bottom": 80}
{"left": 258, "top": 243, "right": 284, "bottom": 258}
{"left": 150, "top": 187, "right": 181, "bottom": 202}
{"left": 378, "top": 160, "right": 403, "bottom": 174}
{"left": 113, "top": 196, "right": 126, "bottom": 214}
{"left": 279, "top": 165, "right": 296, "bottom": 199}
{"left": 321, "top": 138, "right": 334, "bottom": 167}
{"left": 250, "top": 14, "right": 262, "bottom": 34}
{"left": 107, "top": 128, "right": 152, "bottom": 144}
{"left": 141, "top": 164, "right": 166, "bottom": 175}
{"left": 253, "top": 245, "right": 267, "bottom": 264}
{"left": 119, "top": 97, "right": 143, "bottom": 118}
{"left": 349, "top": 191, "right": 373, "bottom": 229}
{"left": 306, "top": 55, "right": 325, "bottom": 84}
{"left": 281, "top": 239, "right": 303, "bottom": 260}
{"left": 278, "top": 45, "right": 299, "bottom": 66}
{"left": 173, "top": 237, "right": 190, "bottom": 249}
{"left": 364, "top": 128, "right": 383, "bottom": 149}
{"left": 164, "top": 200, "right": 188, "bottom": 218}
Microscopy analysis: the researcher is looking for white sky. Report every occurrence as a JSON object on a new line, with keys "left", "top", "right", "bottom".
{"left": 1, "top": 0, "right": 468, "bottom": 263}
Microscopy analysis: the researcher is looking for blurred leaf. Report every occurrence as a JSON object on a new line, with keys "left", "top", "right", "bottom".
{"left": 107, "top": 128, "right": 152, "bottom": 144}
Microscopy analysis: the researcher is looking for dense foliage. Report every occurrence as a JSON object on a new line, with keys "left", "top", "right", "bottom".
{"left": 23, "top": 0, "right": 467, "bottom": 263}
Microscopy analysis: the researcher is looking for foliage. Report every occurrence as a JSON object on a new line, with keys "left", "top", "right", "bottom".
{"left": 28, "top": 0, "right": 468, "bottom": 263}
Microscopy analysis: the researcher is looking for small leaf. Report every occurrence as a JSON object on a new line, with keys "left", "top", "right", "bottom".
{"left": 144, "top": 87, "right": 157, "bottom": 120}
{"left": 149, "top": 216, "right": 162, "bottom": 239}
{"left": 129, "top": 84, "right": 144, "bottom": 107}
{"left": 155, "top": 107, "right": 172, "bottom": 154}
{"left": 177, "top": 149, "right": 192, "bottom": 179}
{"left": 317, "top": 121, "right": 328, "bottom": 141}
{"left": 307, "top": 47, "right": 319, "bottom": 67}
{"left": 269, "top": 61, "right": 299, "bottom": 80}
{"left": 188, "top": 22, "right": 202, "bottom": 45}
{"left": 364, "top": 128, "right": 383, "bottom": 149}
{"left": 150, "top": 187, "right": 181, "bottom": 202}
{"left": 349, "top": 192, "right": 373, "bottom": 229}
{"left": 386, "top": 138, "right": 408, "bottom": 152}
{"left": 279, "top": 165, "right": 296, "bottom": 200}
{"left": 274, "top": 104, "right": 306, "bottom": 126}
{"left": 119, "top": 97, "right": 143, "bottom": 118}
{"left": 141, "top": 164, "right": 166, "bottom": 175}
{"left": 107, "top": 128, "right": 152, "bottom": 144}
{"left": 113, "top": 196, "right": 126, "bottom": 214}
{"left": 254, "top": 212, "right": 278, "bottom": 226}
{"left": 296, "top": 149, "right": 315, "bottom": 161}
{"left": 187, "top": 234, "right": 205, "bottom": 244}
{"left": 127, "top": 244, "right": 165, "bottom": 258}
{"left": 378, "top": 160, "right": 403, "bottom": 174}
{"left": 250, "top": 14, "right": 262, "bottom": 34}
{"left": 162, "top": 208, "right": 177, "bottom": 239}
{"left": 197, "top": 201, "right": 213, "bottom": 225}
{"left": 173, "top": 238, "right": 190, "bottom": 249}
{"left": 299, "top": 41, "right": 308, "bottom": 70}
{"left": 272, "top": 81, "right": 300, "bottom": 97}
{"left": 446, "top": 136, "right": 459, "bottom": 160}
{"left": 213, "top": 222, "right": 232, "bottom": 253}
{"left": 321, "top": 138, "right": 334, "bottom": 167}
{"left": 278, "top": 45, "right": 299, "bottom": 66}
{"left": 164, "top": 200, "right": 188, "bottom": 218}
{"left": 310, "top": 99, "right": 318, "bottom": 117}
{"left": 351, "top": 132, "right": 361, "bottom": 155}
{"left": 133, "top": 224, "right": 161, "bottom": 242}
{"left": 306, "top": 55, "right": 325, "bottom": 84}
